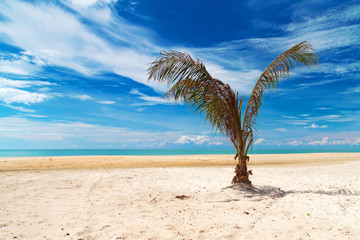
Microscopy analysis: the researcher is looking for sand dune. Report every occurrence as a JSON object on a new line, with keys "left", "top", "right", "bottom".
{"left": 1, "top": 154, "right": 360, "bottom": 239}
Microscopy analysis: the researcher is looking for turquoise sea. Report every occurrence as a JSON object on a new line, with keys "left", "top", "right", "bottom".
{"left": 0, "top": 149, "right": 359, "bottom": 157}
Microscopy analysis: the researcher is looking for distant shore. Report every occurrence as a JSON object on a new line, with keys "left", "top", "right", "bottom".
{"left": 1, "top": 152, "right": 360, "bottom": 171}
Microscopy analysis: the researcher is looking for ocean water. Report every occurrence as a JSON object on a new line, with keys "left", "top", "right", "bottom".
{"left": 0, "top": 149, "right": 359, "bottom": 157}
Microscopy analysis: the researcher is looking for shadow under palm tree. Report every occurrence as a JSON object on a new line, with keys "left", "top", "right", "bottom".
{"left": 220, "top": 184, "right": 360, "bottom": 202}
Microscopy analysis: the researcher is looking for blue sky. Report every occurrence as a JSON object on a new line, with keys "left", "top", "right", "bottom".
{"left": 0, "top": 0, "right": 359, "bottom": 149}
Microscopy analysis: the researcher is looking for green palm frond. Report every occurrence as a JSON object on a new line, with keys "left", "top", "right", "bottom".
{"left": 148, "top": 51, "right": 244, "bottom": 150}
{"left": 195, "top": 81, "right": 243, "bottom": 145}
{"left": 148, "top": 51, "right": 213, "bottom": 85}
{"left": 242, "top": 41, "right": 318, "bottom": 148}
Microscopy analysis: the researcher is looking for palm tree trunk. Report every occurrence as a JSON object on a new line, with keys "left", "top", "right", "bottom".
{"left": 231, "top": 155, "right": 252, "bottom": 187}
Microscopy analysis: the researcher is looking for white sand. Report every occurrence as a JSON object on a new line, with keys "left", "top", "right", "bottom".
{"left": 1, "top": 154, "right": 360, "bottom": 239}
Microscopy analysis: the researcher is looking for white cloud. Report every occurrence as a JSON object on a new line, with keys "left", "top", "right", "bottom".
{"left": 174, "top": 135, "right": 210, "bottom": 145}
{"left": 0, "top": 78, "right": 55, "bottom": 88}
{"left": 98, "top": 100, "right": 115, "bottom": 104}
{"left": 342, "top": 85, "right": 360, "bottom": 94}
{"left": 159, "top": 140, "right": 169, "bottom": 147}
{"left": 305, "top": 137, "right": 355, "bottom": 146}
{"left": 283, "top": 3, "right": 360, "bottom": 52}
{"left": 70, "top": 94, "right": 93, "bottom": 100}
{"left": 307, "top": 137, "right": 330, "bottom": 145}
{"left": 0, "top": 51, "right": 47, "bottom": 75}
{"left": 296, "top": 79, "right": 338, "bottom": 88}
{"left": 63, "top": 0, "right": 115, "bottom": 9}
{"left": 0, "top": 58, "right": 35, "bottom": 75}
{"left": 130, "top": 89, "right": 173, "bottom": 106}
{"left": 275, "top": 128, "right": 287, "bottom": 132}
{"left": 304, "top": 123, "right": 328, "bottom": 129}
{"left": 282, "top": 115, "right": 298, "bottom": 119}
{"left": 254, "top": 138, "right": 265, "bottom": 144}
{"left": 3, "top": 104, "right": 35, "bottom": 113}
{"left": 0, "top": 78, "right": 54, "bottom": 105}
{"left": 0, "top": 87, "right": 52, "bottom": 104}
{"left": 288, "top": 140, "right": 302, "bottom": 146}
{"left": 26, "top": 114, "right": 47, "bottom": 118}
{"left": 307, "top": 114, "right": 350, "bottom": 123}
{"left": 0, "top": 0, "right": 165, "bottom": 90}
{"left": 290, "top": 121, "right": 309, "bottom": 125}
{"left": 69, "top": 94, "right": 115, "bottom": 105}
{"left": 331, "top": 140, "right": 347, "bottom": 145}
{"left": 174, "top": 136, "right": 194, "bottom": 144}
{"left": 195, "top": 136, "right": 210, "bottom": 145}
{"left": 286, "top": 137, "right": 360, "bottom": 146}
{"left": 286, "top": 4, "right": 360, "bottom": 33}
{"left": 352, "top": 138, "right": 360, "bottom": 145}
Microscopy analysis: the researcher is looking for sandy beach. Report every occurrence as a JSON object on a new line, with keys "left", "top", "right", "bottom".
{"left": 1, "top": 153, "right": 360, "bottom": 239}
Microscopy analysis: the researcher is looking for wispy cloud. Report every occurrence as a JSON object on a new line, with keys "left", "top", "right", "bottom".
{"left": 0, "top": 87, "right": 52, "bottom": 104}
{"left": 307, "top": 114, "right": 353, "bottom": 123}
{"left": 70, "top": 94, "right": 93, "bottom": 100}
{"left": 285, "top": 4, "right": 360, "bottom": 33}
{"left": 296, "top": 79, "right": 339, "bottom": 88}
{"left": 287, "top": 140, "right": 303, "bottom": 146}
{"left": 254, "top": 138, "right": 265, "bottom": 144}
{"left": 0, "top": 52, "right": 45, "bottom": 75}
{"left": 63, "top": 0, "right": 117, "bottom": 9}
{"left": 26, "top": 114, "right": 47, "bottom": 118}
{"left": 304, "top": 123, "right": 328, "bottom": 129}
{"left": 69, "top": 94, "right": 115, "bottom": 105}
{"left": 174, "top": 135, "right": 210, "bottom": 145}
{"left": 0, "top": 0, "right": 162, "bottom": 89}
{"left": 342, "top": 85, "right": 360, "bottom": 94}
{"left": 286, "top": 137, "right": 360, "bottom": 146}
{"left": 130, "top": 89, "right": 173, "bottom": 106}
{"left": 0, "top": 78, "right": 55, "bottom": 88}
{"left": 282, "top": 115, "right": 299, "bottom": 119}
{"left": 2, "top": 104, "right": 35, "bottom": 113}
{"left": 98, "top": 100, "right": 115, "bottom": 104}
{"left": 0, "top": 77, "right": 54, "bottom": 105}
{"left": 172, "top": 135, "right": 225, "bottom": 146}
{"left": 307, "top": 137, "right": 339, "bottom": 146}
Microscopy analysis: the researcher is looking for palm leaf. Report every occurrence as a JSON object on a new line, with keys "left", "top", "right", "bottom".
{"left": 242, "top": 41, "right": 318, "bottom": 148}
{"left": 148, "top": 51, "right": 244, "bottom": 151}
{"left": 148, "top": 51, "right": 213, "bottom": 90}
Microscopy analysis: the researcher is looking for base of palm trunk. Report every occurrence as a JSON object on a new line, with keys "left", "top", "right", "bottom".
{"left": 231, "top": 163, "right": 252, "bottom": 188}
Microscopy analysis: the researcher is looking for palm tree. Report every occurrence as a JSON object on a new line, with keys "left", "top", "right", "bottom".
{"left": 148, "top": 41, "right": 318, "bottom": 187}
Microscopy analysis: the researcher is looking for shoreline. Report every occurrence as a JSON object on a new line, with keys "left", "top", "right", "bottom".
{"left": 1, "top": 152, "right": 360, "bottom": 171}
